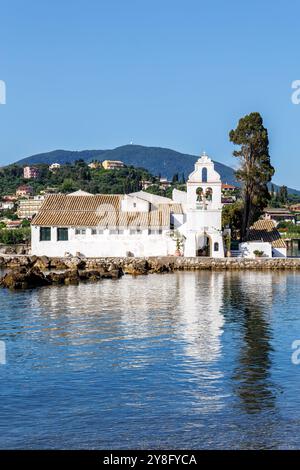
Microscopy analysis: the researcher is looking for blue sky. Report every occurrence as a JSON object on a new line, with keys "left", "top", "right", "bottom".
{"left": 0, "top": 0, "right": 300, "bottom": 187}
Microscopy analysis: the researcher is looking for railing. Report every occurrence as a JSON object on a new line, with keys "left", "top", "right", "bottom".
{"left": 230, "top": 250, "right": 242, "bottom": 258}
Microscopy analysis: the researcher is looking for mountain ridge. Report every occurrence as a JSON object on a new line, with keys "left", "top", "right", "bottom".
{"left": 10, "top": 144, "right": 300, "bottom": 195}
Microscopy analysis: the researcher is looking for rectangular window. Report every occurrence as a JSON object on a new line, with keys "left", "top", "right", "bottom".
{"left": 109, "top": 229, "right": 124, "bottom": 235}
{"left": 91, "top": 229, "right": 104, "bottom": 235}
{"left": 40, "top": 227, "right": 51, "bottom": 241}
{"left": 57, "top": 228, "right": 68, "bottom": 241}
{"left": 75, "top": 228, "right": 86, "bottom": 236}
{"left": 149, "top": 229, "right": 162, "bottom": 235}
{"left": 129, "top": 229, "right": 136, "bottom": 235}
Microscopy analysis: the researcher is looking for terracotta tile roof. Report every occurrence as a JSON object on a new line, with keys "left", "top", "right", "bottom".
{"left": 263, "top": 207, "right": 293, "bottom": 216}
{"left": 222, "top": 183, "right": 236, "bottom": 189}
{"left": 247, "top": 219, "right": 286, "bottom": 248}
{"left": 158, "top": 203, "right": 183, "bottom": 214}
{"left": 32, "top": 194, "right": 170, "bottom": 228}
{"left": 38, "top": 194, "right": 122, "bottom": 212}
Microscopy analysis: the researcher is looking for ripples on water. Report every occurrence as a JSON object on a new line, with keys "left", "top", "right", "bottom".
{"left": 0, "top": 271, "right": 300, "bottom": 449}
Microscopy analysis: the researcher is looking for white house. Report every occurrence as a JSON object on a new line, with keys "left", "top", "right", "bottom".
{"left": 31, "top": 154, "right": 225, "bottom": 258}
{"left": 239, "top": 219, "right": 287, "bottom": 258}
{"left": 49, "top": 163, "right": 61, "bottom": 172}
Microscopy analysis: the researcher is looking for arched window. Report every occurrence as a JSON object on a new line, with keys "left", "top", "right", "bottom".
{"left": 214, "top": 242, "right": 219, "bottom": 252}
{"left": 202, "top": 167, "right": 208, "bottom": 183}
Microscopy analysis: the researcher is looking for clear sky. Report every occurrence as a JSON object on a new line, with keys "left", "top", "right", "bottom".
{"left": 0, "top": 0, "right": 300, "bottom": 187}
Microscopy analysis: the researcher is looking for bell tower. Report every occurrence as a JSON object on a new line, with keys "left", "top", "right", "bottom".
{"left": 184, "top": 152, "right": 224, "bottom": 257}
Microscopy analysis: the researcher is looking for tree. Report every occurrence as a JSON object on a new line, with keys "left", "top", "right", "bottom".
{"left": 278, "top": 185, "right": 288, "bottom": 205}
{"left": 222, "top": 201, "right": 243, "bottom": 240}
{"left": 229, "top": 112, "right": 274, "bottom": 240}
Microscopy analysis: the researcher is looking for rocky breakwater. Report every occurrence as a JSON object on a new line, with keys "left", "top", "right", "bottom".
{"left": 0, "top": 256, "right": 123, "bottom": 290}
{"left": 1, "top": 255, "right": 300, "bottom": 289}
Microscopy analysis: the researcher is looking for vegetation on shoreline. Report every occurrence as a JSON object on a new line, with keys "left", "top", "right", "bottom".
{"left": 0, "top": 227, "right": 31, "bottom": 245}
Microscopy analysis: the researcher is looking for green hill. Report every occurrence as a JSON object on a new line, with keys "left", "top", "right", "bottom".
{"left": 14, "top": 145, "right": 236, "bottom": 184}
{"left": 12, "top": 144, "right": 300, "bottom": 195}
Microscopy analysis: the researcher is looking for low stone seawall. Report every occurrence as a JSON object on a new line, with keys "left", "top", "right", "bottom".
{"left": 1, "top": 255, "right": 300, "bottom": 271}
{"left": 1, "top": 255, "right": 300, "bottom": 289}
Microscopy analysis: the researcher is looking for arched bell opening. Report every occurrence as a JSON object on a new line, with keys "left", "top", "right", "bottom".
{"left": 196, "top": 187, "right": 203, "bottom": 202}
{"left": 205, "top": 187, "right": 213, "bottom": 201}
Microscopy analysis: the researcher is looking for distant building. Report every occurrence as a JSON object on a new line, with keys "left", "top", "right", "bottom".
{"left": 240, "top": 219, "right": 287, "bottom": 258}
{"left": 221, "top": 183, "right": 238, "bottom": 205}
{"left": 102, "top": 160, "right": 125, "bottom": 170}
{"left": 16, "top": 185, "right": 34, "bottom": 198}
{"left": 140, "top": 180, "right": 154, "bottom": 190}
{"left": 49, "top": 163, "right": 61, "bottom": 172}
{"left": 263, "top": 208, "right": 295, "bottom": 225}
{"left": 23, "top": 166, "right": 39, "bottom": 179}
{"left": 88, "top": 161, "right": 102, "bottom": 169}
{"left": 2, "top": 195, "right": 18, "bottom": 202}
{"left": 0, "top": 201, "right": 15, "bottom": 211}
{"left": 17, "top": 196, "right": 45, "bottom": 219}
{"left": 40, "top": 187, "right": 59, "bottom": 195}
{"left": 290, "top": 204, "right": 300, "bottom": 212}
{"left": 159, "top": 178, "right": 172, "bottom": 189}
{"left": 5, "top": 220, "right": 22, "bottom": 230}
{"left": 221, "top": 183, "right": 237, "bottom": 193}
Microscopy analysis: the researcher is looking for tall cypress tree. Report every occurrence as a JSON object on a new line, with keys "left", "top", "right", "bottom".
{"left": 229, "top": 112, "right": 274, "bottom": 240}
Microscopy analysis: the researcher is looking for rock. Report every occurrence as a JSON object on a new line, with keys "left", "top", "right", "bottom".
{"left": 101, "top": 268, "right": 123, "bottom": 279}
{"left": 0, "top": 267, "right": 50, "bottom": 290}
{"left": 49, "top": 258, "right": 68, "bottom": 270}
{"left": 28, "top": 255, "right": 38, "bottom": 266}
{"left": 123, "top": 260, "right": 149, "bottom": 275}
{"left": 4, "top": 247, "right": 16, "bottom": 255}
{"left": 63, "top": 269, "right": 80, "bottom": 285}
{"left": 15, "top": 245, "right": 27, "bottom": 255}
{"left": 148, "top": 258, "right": 174, "bottom": 273}
{"left": 33, "top": 256, "right": 50, "bottom": 270}
{"left": 79, "top": 269, "right": 102, "bottom": 281}
{"left": 64, "top": 257, "right": 86, "bottom": 270}
{"left": 46, "top": 272, "right": 67, "bottom": 284}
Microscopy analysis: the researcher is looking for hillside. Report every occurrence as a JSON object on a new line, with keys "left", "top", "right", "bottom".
{"left": 13, "top": 144, "right": 300, "bottom": 195}
{"left": 13, "top": 145, "right": 236, "bottom": 184}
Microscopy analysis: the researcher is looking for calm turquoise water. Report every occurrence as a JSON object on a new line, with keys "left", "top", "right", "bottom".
{"left": 0, "top": 271, "right": 300, "bottom": 449}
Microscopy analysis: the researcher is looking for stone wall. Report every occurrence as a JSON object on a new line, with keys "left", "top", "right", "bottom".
{"left": 1, "top": 255, "right": 300, "bottom": 272}
{"left": 0, "top": 244, "right": 30, "bottom": 255}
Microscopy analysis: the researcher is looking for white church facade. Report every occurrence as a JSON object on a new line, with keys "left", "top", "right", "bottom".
{"left": 31, "top": 154, "right": 225, "bottom": 258}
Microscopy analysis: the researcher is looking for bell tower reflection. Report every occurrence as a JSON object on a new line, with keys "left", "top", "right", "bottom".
{"left": 224, "top": 272, "right": 277, "bottom": 414}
